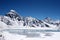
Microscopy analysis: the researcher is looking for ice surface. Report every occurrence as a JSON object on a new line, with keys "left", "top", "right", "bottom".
{"left": 1, "top": 31, "right": 60, "bottom": 40}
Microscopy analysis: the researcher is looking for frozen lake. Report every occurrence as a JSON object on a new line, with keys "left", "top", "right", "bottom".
{"left": 0, "top": 29, "right": 60, "bottom": 40}
{"left": 1, "top": 29, "right": 60, "bottom": 37}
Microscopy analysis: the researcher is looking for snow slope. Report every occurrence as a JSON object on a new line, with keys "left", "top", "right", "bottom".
{"left": 1, "top": 31, "right": 60, "bottom": 40}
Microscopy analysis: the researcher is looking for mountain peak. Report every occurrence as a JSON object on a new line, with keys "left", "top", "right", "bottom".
{"left": 5, "top": 10, "right": 19, "bottom": 19}
{"left": 5, "top": 10, "right": 23, "bottom": 21}
{"left": 10, "top": 10, "right": 16, "bottom": 13}
{"left": 44, "top": 17, "right": 52, "bottom": 21}
{"left": 7, "top": 9, "right": 17, "bottom": 14}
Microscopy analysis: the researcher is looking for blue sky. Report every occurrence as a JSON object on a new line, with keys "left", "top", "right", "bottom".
{"left": 0, "top": 0, "right": 60, "bottom": 19}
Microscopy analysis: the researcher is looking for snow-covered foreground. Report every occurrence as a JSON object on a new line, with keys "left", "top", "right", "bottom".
{"left": 2, "top": 31, "right": 26, "bottom": 40}
{"left": 1, "top": 31, "right": 60, "bottom": 40}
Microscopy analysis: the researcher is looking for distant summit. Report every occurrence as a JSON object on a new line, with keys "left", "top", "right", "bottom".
{"left": 10, "top": 10, "right": 16, "bottom": 12}
{"left": 5, "top": 10, "right": 22, "bottom": 21}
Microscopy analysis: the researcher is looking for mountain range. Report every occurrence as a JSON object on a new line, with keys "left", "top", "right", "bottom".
{"left": 0, "top": 10, "right": 60, "bottom": 29}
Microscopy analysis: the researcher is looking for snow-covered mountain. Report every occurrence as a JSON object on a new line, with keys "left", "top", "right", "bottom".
{"left": 0, "top": 10, "right": 60, "bottom": 29}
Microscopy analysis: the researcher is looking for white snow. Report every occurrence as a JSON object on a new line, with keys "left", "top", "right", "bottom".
{"left": 0, "top": 21, "right": 8, "bottom": 30}
{"left": 0, "top": 10, "right": 60, "bottom": 29}
{"left": 10, "top": 10, "right": 15, "bottom": 12}
{"left": 0, "top": 10, "right": 60, "bottom": 40}
{"left": 2, "top": 31, "right": 26, "bottom": 40}
{"left": 42, "top": 20, "right": 58, "bottom": 29}
{"left": 1, "top": 31, "right": 60, "bottom": 40}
